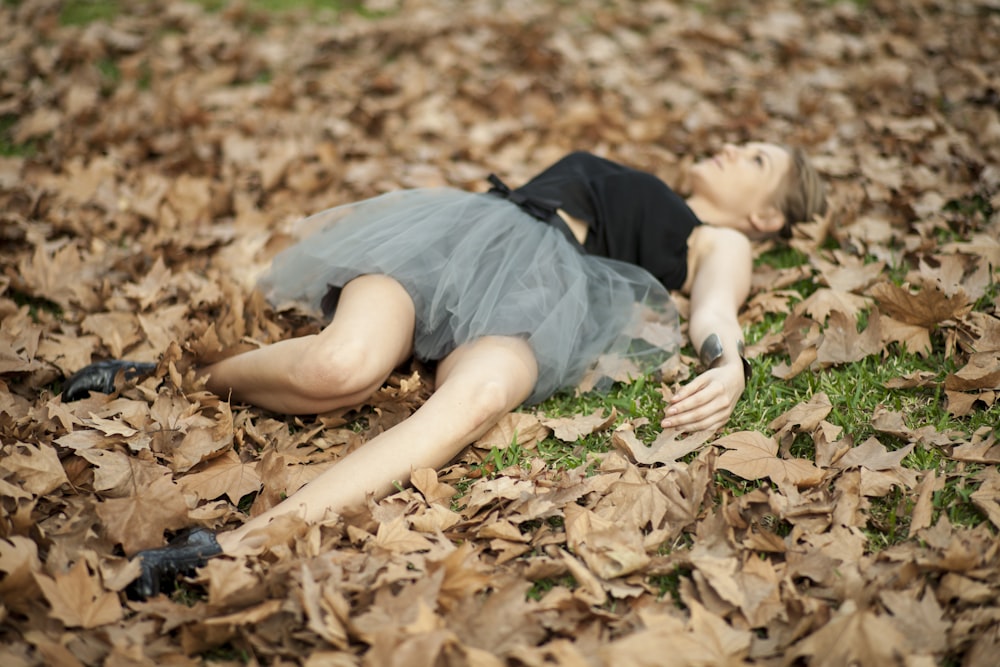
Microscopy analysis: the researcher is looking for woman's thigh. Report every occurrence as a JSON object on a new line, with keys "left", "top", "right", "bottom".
{"left": 315, "top": 273, "right": 417, "bottom": 371}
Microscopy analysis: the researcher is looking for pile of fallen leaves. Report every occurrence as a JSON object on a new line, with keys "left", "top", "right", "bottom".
{"left": 1, "top": 0, "right": 999, "bottom": 665}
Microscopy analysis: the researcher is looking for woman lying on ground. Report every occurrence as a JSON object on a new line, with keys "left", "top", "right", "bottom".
{"left": 62, "top": 142, "right": 826, "bottom": 598}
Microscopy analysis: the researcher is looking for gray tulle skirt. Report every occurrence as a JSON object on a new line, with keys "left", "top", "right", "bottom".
{"left": 259, "top": 189, "right": 681, "bottom": 403}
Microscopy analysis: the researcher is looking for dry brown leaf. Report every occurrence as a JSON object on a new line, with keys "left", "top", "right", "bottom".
{"left": 540, "top": 408, "right": 616, "bottom": 442}
{"left": 715, "top": 431, "right": 824, "bottom": 488}
{"left": 372, "top": 516, "right": 435, "bottom": 555}
{"left": 473, "top": 412, "right": 549, "bottom": 450}
{"left": 788, "top": 600, "right": 907, "bottom": 667}
{"left": 0, "top": 536, "right": 42, "bottom": 612}
{"left": 835, "top": 437, "right": 914, "bottom": 472}
{"left": 96, "top": 474, "right": 191, "bottom": 554}
{"left": 871, "top": 281, "right": 973, "bottom": 329}
{"left": 768, "top": 392, "right": 833, "bottom": 450}
{"left": 880, "top": 588, "right": 950, "bottom": 654}
{"left": 909, "top": 469, "right": 940, "bottom": 535}
{"left": 3, "top": 0, "right": 999, "bottom": 662}
{"left": 178, "top": 449, "right": 262, "bottom": 505}
{"left": 564, "top": 504, "right": 650, "bottom": 580}
{"left": 410, "top": 467, "right": 458, "bottom": 506}
{"left": 815, "top": 308, "right": 883, "bottom": 366}
{"left": 794, "top": 288, "right": 871, "bottom": 323}
{"left": 33, "top": 559, "right": 122, "bottom": 629}
{"left": 970, "top": 467, "right": 1000, "bottom": 530}
{"left": 612, "top": 425, "right": 714, "bottom": 465}
{"left": 0, "top": 442, "right": 69, "bottom": 496}
{"left": 945, "top": 351, "right": 1000, "bottom": 392}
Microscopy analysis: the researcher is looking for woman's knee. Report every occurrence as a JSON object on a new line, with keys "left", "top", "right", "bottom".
{"left": 289, "top": 335, "right": 388, "bottom": 400}
{"left": 439, "top": 337, "right": 539, "bottom": 428}
{"left": 464, "top": 379, "right": 517, "bottom": 428}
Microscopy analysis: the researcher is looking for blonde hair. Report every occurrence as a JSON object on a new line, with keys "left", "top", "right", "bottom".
{"left": 775, "top": 147, "right": 827, "bottom": 239}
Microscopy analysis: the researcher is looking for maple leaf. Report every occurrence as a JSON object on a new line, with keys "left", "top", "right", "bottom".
{"left": 881, "top": 588, "right": 951, "bottom": 654}
{"left": 835, "top": 437, "right": 914, "bottom": 472}
{"left": 0, "top": 312, "right": 44, "bottom": 374}
{"left": 121, "top": 256, "right": 173, "bottom": 310}
{"left": 715, "top": 431, "right": 824, "bottom": 488}
{"left": 789, "top": 600, "right": 907, "bottom": 666}
{"left": 33, "top": 559, "right": 122, "bottom": 629}
{"left": 427, "top": 541, "right": 492, "bottom": 612}
{"left": 880, "top": 314, "right": 932, "bottom": 356}
{"left": 970, "top": 467, "right": 1000, "bottom": 530}
{"left": 0, "top": 442, "right": 69, "bottom": 496}
{"left": 373, "top": 516, "right": 435, "bottom": 555}
{"left": 794, "top": 287, "right": 871, "bottom": 323}
{"left": 95, "top": 474, "right": 191, "bottom": 554}
{"left": 870, "top": 281, "right": 972, "bottom": 329}
{"left": 812, "top": 252, "right": 886, "bottom": 292}
{"left": 768, "top": 391, "right": 833, "bottom": 439}
{"left": 611, "top": 424, "right": 714, "bottom": 465}
{"left": 815, "top": 308, "right": 883, "bottom": 367}
{"left": 540, "top": 408, "right": 616, "bottom": 442}
{"left": 564, "top": 504, "right": 650, "bottom": 580}
{"left": 300, "top": 563, "right": 351, "bottom": 649}
{"left": 410, "top": 467, "right": 458, "bottom": 506}
{"left": 80, "top": 311, "right": 143, "bottom": 359}
{"left": 473, "top": 412, "right": 548, "bottom": 450}
{"left": 0, "top": 536, "right": 42, "bottom": 612}
{"left": 15, "top": 243, "right": 100, "bottom": 311}
{"left": 170, "top": 402, "right": 235, "bottom": 473}
{"left": 76, "top": 447, "right": 171, "bottom": 498}
{"left": 951, "top": 432, "right": 1000, "bottom": 464}
{"left": 178, "top": 449, "right": 262, "bottom": 504}
{"left": 945, "top": 351, "right": 1000, "bottom": 392}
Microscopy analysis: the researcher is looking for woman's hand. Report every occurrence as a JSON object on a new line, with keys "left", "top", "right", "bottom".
{"left": 661, "top": 361, "right": 745, "bottom": 434}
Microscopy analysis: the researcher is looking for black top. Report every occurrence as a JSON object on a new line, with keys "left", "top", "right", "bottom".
{"left": 513, "top": 151, "right": 701, "bottom": 290}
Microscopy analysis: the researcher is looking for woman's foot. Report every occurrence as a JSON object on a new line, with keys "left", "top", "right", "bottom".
{"left": 61, "top": 360, "right": 157, "bottom": 401}
{"left": 126, "top": 528, "right": 223, "bottom": 600}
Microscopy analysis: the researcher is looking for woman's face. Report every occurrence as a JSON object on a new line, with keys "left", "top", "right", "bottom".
{"left": 688, "top": 142, "right": 791, "bottom": 233}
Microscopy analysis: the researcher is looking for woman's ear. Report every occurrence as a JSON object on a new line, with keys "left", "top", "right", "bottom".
{"left": 748, "top": 206, "right": 785, "bottom": 234}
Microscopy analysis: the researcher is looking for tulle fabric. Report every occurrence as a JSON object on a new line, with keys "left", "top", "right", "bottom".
{"left": 259, "top": 189, "right": 681, "bottom": 403}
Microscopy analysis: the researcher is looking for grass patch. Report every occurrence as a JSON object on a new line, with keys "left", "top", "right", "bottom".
{"left": 195, "top": 0, "right": 396, "bottom": 19}
{"left": 56, "top": 0, "right": 396, "bottom": 27}
{"left": 0, "top": 114, "right": 38, "bottom": 157}
{"left": 60, "top": 0, "right": 120, "bottom": 25}
{"left": 11, "top": 290, "right": 63, "bottom": 322}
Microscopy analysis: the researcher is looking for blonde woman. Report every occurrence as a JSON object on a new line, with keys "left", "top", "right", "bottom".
{"left": 63, "top": 144, "right": 826, "bottom": 597}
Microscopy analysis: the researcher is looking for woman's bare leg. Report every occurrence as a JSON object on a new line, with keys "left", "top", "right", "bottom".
{"left": 216, "top": 335, "right": 538, "bottom": 553}
{"left": 202, "top": 274, "right": 416, "bottom": 414}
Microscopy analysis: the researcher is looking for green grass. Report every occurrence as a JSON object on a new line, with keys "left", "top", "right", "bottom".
{"left": 196, "top": 0, "right": 395, "bottom": 20}
{"left": 59, "top": 0, "right": 120, "bottom": 25}
{"left": 10, "top": 290, "right": 63, "bottom": 322}
{"left": 487, "top": 240, "right": 998, "bottom": 574}
{"left": 0, "top": 114, "right": 38, "bottom": 157}
{"left": 57, "top": 0, "right": 397, "bottom": 27}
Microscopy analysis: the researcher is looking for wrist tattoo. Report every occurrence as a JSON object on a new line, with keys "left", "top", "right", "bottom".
{"left": 699, "top": 334, "right": 752, "bottom": 383}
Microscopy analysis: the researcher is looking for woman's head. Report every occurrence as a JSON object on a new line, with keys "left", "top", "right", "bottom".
{"left": 685, "top": 142, "right": 826, "bottom": 239}
{"left": 773, "top": 147, "right": 828, "bottom": 238}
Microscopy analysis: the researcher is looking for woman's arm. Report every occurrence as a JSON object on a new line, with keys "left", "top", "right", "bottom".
{"left": 663, "top": 225, "right": 753, "bottom": 433}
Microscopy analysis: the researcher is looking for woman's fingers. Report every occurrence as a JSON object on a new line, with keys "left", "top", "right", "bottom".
{"left": 662, "top": 366, "right": 742, "bottom": 431}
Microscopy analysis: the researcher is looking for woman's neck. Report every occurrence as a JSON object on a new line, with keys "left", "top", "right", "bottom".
{"left": 684, "top": 193, "right": 738, "bottom": 228}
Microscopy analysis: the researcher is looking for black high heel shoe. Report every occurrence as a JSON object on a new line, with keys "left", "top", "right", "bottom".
{"left": 62, "top": 360, "right": 157, "bottom": 402}
{"left": 126, "top": 528, "right": 223, "bottom": 600}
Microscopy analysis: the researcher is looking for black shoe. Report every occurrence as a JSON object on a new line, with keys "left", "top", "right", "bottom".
{"left": 62, "top": 360, "right": 157, "bottom": 402}
{"left": 126, "top": 528, "right": 223, "bottom": 600}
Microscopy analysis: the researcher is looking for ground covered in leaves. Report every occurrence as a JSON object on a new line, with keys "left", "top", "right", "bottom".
{"left": 2, "top": 0, "right": 999, "bottom": 665}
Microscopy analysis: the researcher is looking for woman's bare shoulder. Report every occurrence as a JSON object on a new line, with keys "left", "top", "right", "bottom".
{"left": 682, "top": 226, "right": 753, "bottom": 294}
